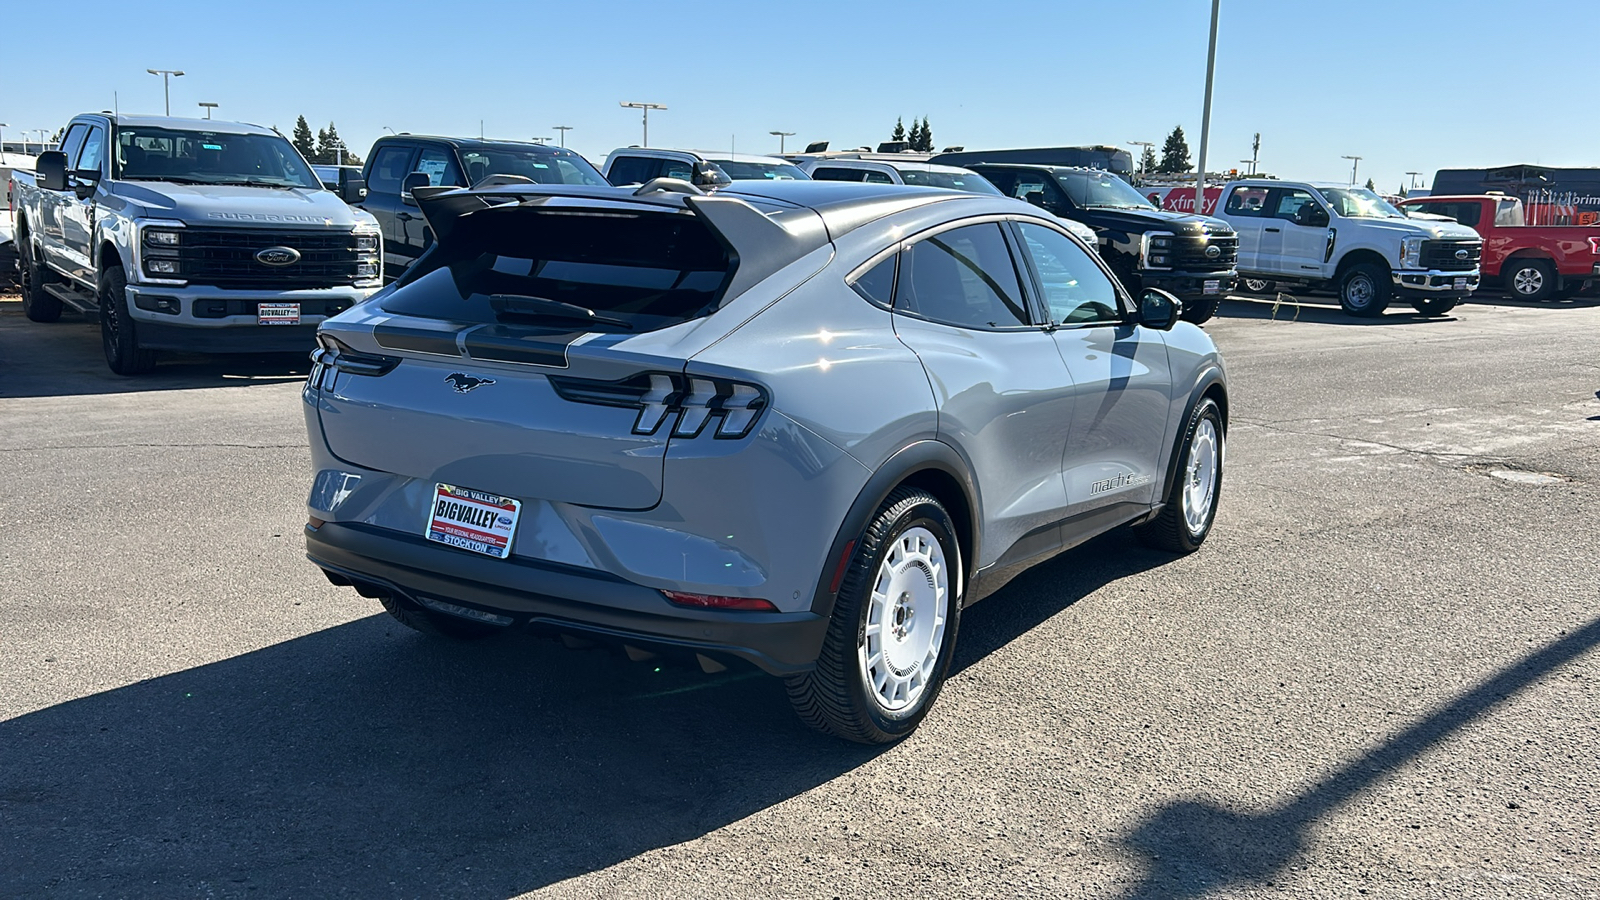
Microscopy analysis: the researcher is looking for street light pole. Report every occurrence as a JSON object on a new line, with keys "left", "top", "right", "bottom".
{"left": 1194, "top": 0, "right": 1221, "bottom": 214}
{"left": 1341, "top": 155, "right": 1362, "bottom": 186}
{"left": 620, "top": 101, "right": 666, "bottom": 147}
{"left": 0, "top": 123, "right": 7, "bottom": 156}
{"left": 197, "top": 101, "right": 218, "bottom": 119}
{"left": 769, "top": 130, "right": 795, "bottom": 154}
{"left": 553, "top": 125, "right": 573, "bottom": 148}
{"left": 146, "top": 69, "right": 186, "bottom": 116}
{"left": 1128, "top": 140, "right": 1154, "bottom": 180}
{"left": 1405, "top": 171, "right": 1421, "bottom": 190}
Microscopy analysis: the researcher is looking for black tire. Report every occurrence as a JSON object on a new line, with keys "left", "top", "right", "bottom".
{"left": 1338, "top": 262, "right": 1392, "bottom": 317}
{"left": 1181, "top": 294, "right": 1221, "bottom": 325}
{"left": 1504, "top": 258, "right": 1556, "bottom": 302}
{"left": 1410, "top": 297, "right": 1458, "bottom": 316}
{"left": 786, "top": 488, "right": 963, "bottom": 744}
{"left": 378, "top": 594, "right": 502, "bottom": 639}
{"left": 1136, "top": 397, "right": 1224, "bottom": 554}
{"left": 18, "top": 238, "right": 65, "bottom": 323}
{"left": 1241, "top": 277, "right": 1275, "bottom": 295}
{"left": 99, "top": 267, "right": 157, "bottom": 375}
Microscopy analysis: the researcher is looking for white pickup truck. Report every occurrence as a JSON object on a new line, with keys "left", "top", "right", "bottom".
{"left": 1210, "top": 179, "right": 1483, "bottom": 317}
{"left": 10, "top": 113, "right": 381, "bottom": 374}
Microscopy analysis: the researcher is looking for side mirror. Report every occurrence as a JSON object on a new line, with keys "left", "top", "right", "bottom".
{"left": 1023, "top": 190, "right": 1048, "bottom": 210}
{"left": 400, "top": 172, "right": 431, "bottom": 205}
{"left": 339, "top": 169, "right": 368, "bottom": 203}
{"left": 37, "top": 151, "right": 68, "bottom": 192}
{"left": 1138, "top": 288, "right": 1183, "bottom": 331}
{"left": 1298, "top": 206, "right": 1329, "bottom": 228}
{"left": 690, "top": 161, "right": 732, "bottom": 189}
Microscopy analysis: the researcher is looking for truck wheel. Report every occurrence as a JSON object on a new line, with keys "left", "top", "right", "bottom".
{"left": 1505, "top": 259, "right": 1556, "bottom": 302}
{"left": 1241, "top": 277, "right": 1275, "bottom": 294}
{"left": 378, "top": 594, "right": 501, "bottom": 640}
{"left": 785, "top": 488, "right": 962, "bottom": 744}
{"left": 1181, "top": 294, "right": 1221, "bottom": 325}
{"left": 1136, "top": 397, "right": 1224, "bottom": 554}
{"left": 1410, "top": 297, "right": 1458, "bottom": 316}
{"left": 19, "top": 240, "right": 65, "bottom": 323}
{"left": 99, "top": 267, "right": 158, "bottom": 375}
{"left": 1338, "top": 263, "right": 1391, "bottom": 317}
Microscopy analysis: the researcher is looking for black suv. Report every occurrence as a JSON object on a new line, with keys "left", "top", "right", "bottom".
{"left": 357, "top": 135, "right": 609, "bottom": 276}
{"left": 961, "top": 164, "right": 1238, "bottom": 323}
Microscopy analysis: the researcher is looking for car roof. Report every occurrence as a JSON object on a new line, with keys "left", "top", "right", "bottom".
{"left": 959, "top": 162, "right": 1120, "bottom": 175}
{"left": 1398, "top": 194, "right": 1506, "bottom": 202}
{"left": 807, "top": 158, "right": 978, "bottom": 175}
{"left": 377, "top": 134, "right": 567, "bottom": 152}
{"left": 105, "top": 115, "right": 277, "bottom": 136}
{"left": 607, "top": 148, "right": 798, "bottom": 165}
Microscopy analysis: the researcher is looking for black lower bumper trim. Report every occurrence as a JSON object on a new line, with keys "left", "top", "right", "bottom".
{"left": 306, "top": 522, "right": 828, "bottom": 676}
{"left": 1143, "top": 270, "right": 1238, "bottom": 301}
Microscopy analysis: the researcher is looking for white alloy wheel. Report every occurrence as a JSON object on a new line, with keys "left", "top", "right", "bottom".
{"left": 1183, "top": 418, "right": 1221, "bottom": 536}
{"left": 859, "top": 526, "right": 949, "bottom": 713}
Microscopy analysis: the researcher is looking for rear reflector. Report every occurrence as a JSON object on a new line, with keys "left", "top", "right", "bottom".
{"left": 829, "top": 539, "right": 857, "bottom": 593}
{"left": 662, "top": 591, "right": 778, "bottom": 612}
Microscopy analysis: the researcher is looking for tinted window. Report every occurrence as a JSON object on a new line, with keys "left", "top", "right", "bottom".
{"left": 606, "top": 156, "right": 658, "bottom": 186}
{"left": 1272, "top": 189, "right": 1320, "bottom": 223}
{"left": 367, "top": 145, "right": 416, "bottom": 194}
{"left": 862, "top": 170, "right": 894, "bottom": 184}
{"left": 813, "top": 167, "right": 867, "bottom": 182}
{"left": 1430, "top": 202, "right": 1481, "bottom": 227}
{"left": 76, "top": 126, "right": 107, "bottom": 175}
{"left": 1015, "top": 222, "right": 1121, "bottom": 325}
{"left": 57, "top": 125, "right": 89, "bottom": 169}
{"left": 414, "top": 147, "right": 464, "bottom": 187}
{"left": 851, "top": 255, "right": 896, "bottom": 306}
{"left": 895, "top": 223, "right": 1029, "bottom": 329}
{"left": 1223, "top": 186, "right": 1268, "bottom": 217}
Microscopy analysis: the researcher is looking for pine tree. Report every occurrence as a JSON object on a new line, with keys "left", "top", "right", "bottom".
{"left": 1158, "top": 125, "right": 1191, "bottom": 174}
{"left": 891, "top": 117, "right": 906, "bottom": 143}
{"left": 917, "top": 117, "right": 933, "bottom": 152}
{"left": 906, "top": 119, "right": 923, "bottom": 151}
{"left": 292, "top": 116, "right": 317, "bottom": 161}
{"left": 1139, "top": 145, "right": 1158, "bottom": 176}
{"left": 316, "top": 122, "right": 351, "bottom": 164}
{"left": 1398, "top": 182, "right": 1408, "bottom": 198}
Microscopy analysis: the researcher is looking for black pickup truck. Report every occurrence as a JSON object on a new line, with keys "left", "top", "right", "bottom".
{"left": 957, "top": 163, "right": 1238, "bottom": 324}
{"left": 355, "top": 135, "right": 609, "bottom": 277}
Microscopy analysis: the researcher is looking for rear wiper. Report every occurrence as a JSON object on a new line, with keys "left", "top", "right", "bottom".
{"left": 489, "top": 294, "right": 633, "bottom": 330}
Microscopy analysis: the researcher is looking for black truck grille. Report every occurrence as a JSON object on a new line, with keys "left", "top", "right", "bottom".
{"left": 1421, "top": 240, "right": 1482, "bottom": 271}
{"left": 1173, "top": 233, "right": 1238, "bottom": 271}
{"left": 177, "top": 227, "right": 360, "bottom": 289}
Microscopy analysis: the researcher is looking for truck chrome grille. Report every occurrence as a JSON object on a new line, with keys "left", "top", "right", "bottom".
{"left": 1172, "top": 234, "right": 1238, "bottom": 271}
{"left": 1421, "top": 240, "right": 1481, "bottom": 272}
{"left": 176, "top": 227, "right": 361, "bottom": 289}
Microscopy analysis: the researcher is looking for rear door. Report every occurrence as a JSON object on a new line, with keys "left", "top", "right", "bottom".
{"left": 886, "top": 220, "right": 1077, "bottom": 566}
{"left": 1011, "top": 220, "right": 1171, "bottom": 525}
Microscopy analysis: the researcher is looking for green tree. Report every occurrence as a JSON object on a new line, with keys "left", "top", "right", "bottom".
{"left": 906, "top": 118, "right": 923, "bottom": 151}
{"left": 891, "top": 117, "right": 906, "bottom": 143}
{"left": 1158, "top": 125, "right": 1191, "bottom": 174}
{"left": 1397, "top": 182, "right": 1408, "bottom": 198}
{"left": 916, "top": 116, "right": 933, "bottom": 152}
{"left": 316, "top": 122, "right": 355, "bottom": 165}
{"left": 292, "top": 116, "right": 317, "bottom": 161}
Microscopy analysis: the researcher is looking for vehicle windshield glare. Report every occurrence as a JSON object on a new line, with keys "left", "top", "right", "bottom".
{"left": 460, "top": 148, "right": 609, "bottom": 187}
{"left": 115, "top": 126, "right": 322, "bottom": 188}
{"left": 1054, "top": 171, "right": 1157, "bottom": 209}
{"left": 897, "top": 168, "right": 1003, "bottom": 194}
{"left": 1316, "top": 187, "right": 1405, "bottom": 219}
{"left": 708, "top": 159, "right": 808, "bottom": 181}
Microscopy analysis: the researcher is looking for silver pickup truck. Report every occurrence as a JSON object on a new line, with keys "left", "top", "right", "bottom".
{"left": 9, "top": 113, "right": 382, "bottom": 373}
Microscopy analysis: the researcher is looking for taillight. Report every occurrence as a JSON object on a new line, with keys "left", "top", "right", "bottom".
{"left": 662, "top": 591, "right": 778, "bottom": 612}
{"left": 550, "top": 372, "right": 769, "bottom": 439}
{"left": 1588, "top": 236, "right": 1600, "bottom": 255}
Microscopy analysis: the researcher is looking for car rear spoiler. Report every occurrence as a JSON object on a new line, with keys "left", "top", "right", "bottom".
{"left": 414, "top": 186, "right": 829, "bottom": 304}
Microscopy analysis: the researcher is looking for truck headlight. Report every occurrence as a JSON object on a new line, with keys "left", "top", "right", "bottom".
{"left": 145, "top": 259, "right": 180, "bottom": 275}
{"left": 355, "top": 234, "right": 378, "bottom": 252}
{"left": 1400, "top": 236, "right": 1424, "bottom": 269}
{"left": 143, "top": 229, "right": 182, "bottom": 247}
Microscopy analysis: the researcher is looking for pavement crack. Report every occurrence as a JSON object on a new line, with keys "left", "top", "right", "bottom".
{"left": 1232, "top": 417, "right": 1510, "bottom": 465}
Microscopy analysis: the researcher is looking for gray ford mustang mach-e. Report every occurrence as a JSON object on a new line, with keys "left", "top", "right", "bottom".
{"left": 302, "top": 178, "right": 1227, "bottom": 744}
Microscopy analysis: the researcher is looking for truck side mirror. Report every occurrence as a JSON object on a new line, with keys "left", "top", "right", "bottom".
{"left": 37, "top": 151, "right": 68, "bottom": 193}
{"left": 1137, "top": 288, "right": 1183, "bottom": 331}
{"left": 339, "top": 168, "right": 368, "bottom": 204}
{"left": 400, "top": 172, "right": 431, "bottom": 206}
{"left": 1300, "top": 206, "right": 1329, "bottom": 228}
{"left": 690, "top": 161, "right": 732, "bottom": 189}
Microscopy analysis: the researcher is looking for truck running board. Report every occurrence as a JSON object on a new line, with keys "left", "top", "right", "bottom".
{"left": 42, "top": 282, "right": 99, "bottom": 315}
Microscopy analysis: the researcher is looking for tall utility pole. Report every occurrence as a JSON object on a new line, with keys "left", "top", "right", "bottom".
{"left": 146, "top": 69, "right": 185, "bottom": 116}
{"left": 620, "top": 101, "right": 666, "bottom": 147}
{"left": 769, "top": 130, "right": 795, "bottom": 154}
{"left": 0, "top": 123, "right": 7, "bottom": 156}
{"left": 1129, "top": 140, "right": 1154, "bottom": 179}
{"left": 1194, "top": 0, "right": 1221, "bottom": 214}
{"left": 553, "top": 125, "right": 573, "bottom": 148}
{"left": 1341, "top": 155, "right": 1362, "bottom": 186}
{"left": 1250, "top": 132, "right": 1260, "bottom": 175}
{"left": 1405, "top": 171, "right": 1422, "bottom": 189}
{"left": 197, "top": 101, "right": 218, "bottom": 119}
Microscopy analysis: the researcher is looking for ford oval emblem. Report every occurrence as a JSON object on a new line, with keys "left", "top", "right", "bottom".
{"left": 1454, "top": 248, "right": 1470, "bottom": 260}
{"left": 256, "top": 246, "right": 301, "bottom": 267}
{"left": 1204, "top": 244, "right": 1222, "bottom": 259}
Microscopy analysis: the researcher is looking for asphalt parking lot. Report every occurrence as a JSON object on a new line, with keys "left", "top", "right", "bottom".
{"left": 2, "top": 289, "right": 1597, "bottom": 899}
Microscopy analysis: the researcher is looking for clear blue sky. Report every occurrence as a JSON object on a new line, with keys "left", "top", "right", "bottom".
{"left": 6, "top": 0, "right": 1594, "bottom": 190}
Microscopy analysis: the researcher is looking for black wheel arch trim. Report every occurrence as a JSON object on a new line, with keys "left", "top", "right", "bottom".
{"left": 808, "top": 440, "right": 982, "bottom": 619}
{"left": 1156, "top": 369, "right": 1228, "bottom": 514}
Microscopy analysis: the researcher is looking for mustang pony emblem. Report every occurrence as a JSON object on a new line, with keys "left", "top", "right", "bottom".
{"left": 445, "top": 373, "right": 495, "bottom": 393}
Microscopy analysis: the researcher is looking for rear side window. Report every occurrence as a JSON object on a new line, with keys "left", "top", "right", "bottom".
{"left": 385, "top": 208, "right": 731, "bottom": 333}
{"left": 850, "top": 254, "right": 896, "bottom": 306}
{"left": 813, "top": 167, "right": 868, "bottom": 182}
{"left": 895, "top": 223, "right": 1030, "bottom": 329}
{"left": 606, "top": 156, "right": 658, "bottom": 186}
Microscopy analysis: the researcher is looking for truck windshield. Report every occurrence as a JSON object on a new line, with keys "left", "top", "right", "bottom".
{"left": 1315, "top": 187, "right": 1405, "bottom": 219}
{"left": 459, "top": 147, "right": 608, "bottom": 187}
{"left": 1055, "top": 171, "right": 1157, "bottom": 210}
{"left": 116, "top": 126, "right": 321, "bottom": 188}
{"left": 898, "top": 168, "right": 1003, "bottom": 194}
{"left": 708, "top": 159, "right": 808, "bottom": 181}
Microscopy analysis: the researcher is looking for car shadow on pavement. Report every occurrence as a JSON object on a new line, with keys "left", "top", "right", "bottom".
{"left": 1109, "top": 614, "right": 1600, "bottom": 899}
{"left": 0, "top": 298, "right": 311, "bottom": 398}
{"left": 1462, "top": 293, "right": 1600, "bottom": 311}
{"left": 1215, "top": 296, "right": 1454, "bottom": 325}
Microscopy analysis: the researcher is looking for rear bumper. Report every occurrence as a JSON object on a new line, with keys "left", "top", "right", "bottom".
{"left": 1392, "top": 269, "right": 1479, "bottom": 294}
{"left": 1142, "top": 269, "right": 1238, "bottom": 300}
{"left": 306, "top": 521, "right": 830, "bottom": 676}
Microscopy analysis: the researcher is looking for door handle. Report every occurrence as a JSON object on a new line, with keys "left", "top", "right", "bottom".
{"left": 1264, "top": 227, "right": 1281, "bottom": 232}
{"left": 396, "top": 212, "right": 415, "bottom": 222}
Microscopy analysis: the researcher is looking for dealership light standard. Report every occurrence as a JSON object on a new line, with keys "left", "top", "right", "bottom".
{"left": 553, "top": 125, "right": 573, "bottom": 147}
{"left": 1341, "top": 155, "right": 1362, "bottom": 187}
{"left": 1128, "top": 140, "right": 1154, "bottom": 179}
{"left": 1193, "top": 0, "right": 1221, "bottom": 213}
{"left": 0, "top": 123, "right": 7, "bottom": 156}
{"left": 197, "top": 101, "right": 218, "bottom": 119}
{"left": 146, "top": 69, "right": 185, "bottom": 116}
{"left": 769, "top": 130, "right": 795, "bottom": 154}
{"left": 620, "top": 101, "right": 666, "bottom": 147}
{"left": 1405, "top": 171, "right": 1422, "bottom": 190}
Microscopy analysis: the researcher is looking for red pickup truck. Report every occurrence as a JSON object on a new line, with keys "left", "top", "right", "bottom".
{"left": 1399, "top": 194, "right": 1600, "bottom": 301}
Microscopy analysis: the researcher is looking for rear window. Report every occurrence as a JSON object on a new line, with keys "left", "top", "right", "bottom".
{"left": 384, "top": 206, "right": 731, "bottom": 333}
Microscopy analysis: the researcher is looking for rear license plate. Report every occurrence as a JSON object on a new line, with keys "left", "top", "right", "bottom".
{"left": 258, "top": 303, "right": 301, "bottom": 326}
{"left": 425, "top": 484, "right": 521, "bottom": 559}
{"left": 1452, "top": 277, "right": 1468, "bottom": 290}
{"left": 1203, "top": 279, "right": 1220, "bottom": 294}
